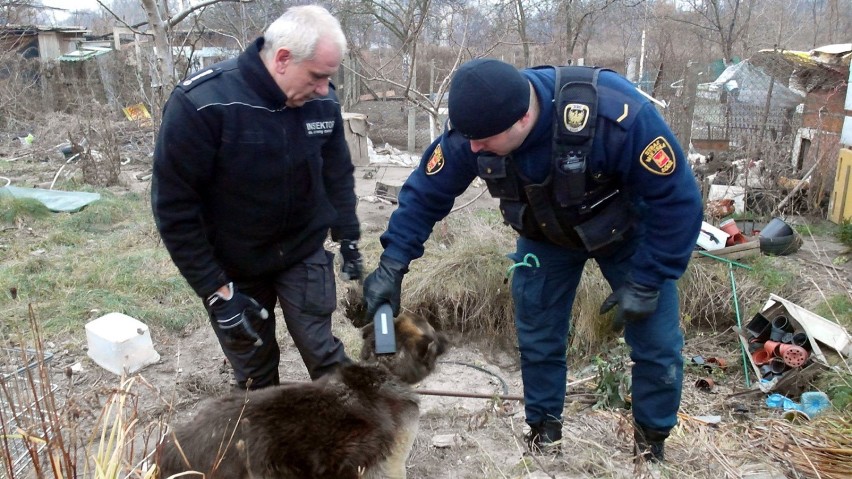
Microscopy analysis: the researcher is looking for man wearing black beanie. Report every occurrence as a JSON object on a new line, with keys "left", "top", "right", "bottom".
{"left": 362, "top": 58, "right": 702, "bottom": 461}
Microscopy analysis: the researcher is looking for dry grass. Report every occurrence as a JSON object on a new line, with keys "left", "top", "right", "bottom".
{"left": 1, "top": 233, "right": 850, "bottom": 479}
{"left": 1, "top": 306, "right": 74, "bottom": 478}
{"left": 0, "top": 308, "right": 166, "bottom": 479}
{"left": 5, "top": 127, "right": 851, "bottom": 478}
{"left": 410, "top": 406, "right": 834, "bottom": 478}
{"left": 343, "top": 208, "right": 843, "bottom": 359}
{"left": 758, "top": 414, "right": 852, "bottom": 479}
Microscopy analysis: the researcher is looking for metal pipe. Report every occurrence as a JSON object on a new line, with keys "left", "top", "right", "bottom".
{"left": 730, "top": 263, "right": 751, "bottom": 388}
{"left": 697, "top": 250, "right": 753, "bottom": 270}
{"left": 416, "top": 389, "right": 525, "bottom": 402}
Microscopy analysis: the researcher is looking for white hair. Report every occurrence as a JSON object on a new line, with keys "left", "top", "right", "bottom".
{"left": 262, "top": 5, "right": 348, "bottom": 63}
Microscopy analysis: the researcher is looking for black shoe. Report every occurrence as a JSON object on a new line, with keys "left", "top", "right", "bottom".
{"left": 524, "top": 419, "right": 563, "bottom": 454}
{"left": 634, "top": 423, "right": 668, "bottom": 462}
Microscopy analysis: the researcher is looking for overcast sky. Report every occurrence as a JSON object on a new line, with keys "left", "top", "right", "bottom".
{"left": 39, "top": 0, "right": 103, "bottom": 24}
{"left": 42, "top": 0, "right": 102, "bottom": 11}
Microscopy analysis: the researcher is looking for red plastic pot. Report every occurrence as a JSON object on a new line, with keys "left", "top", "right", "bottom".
{"left": 751, "top": 349, "right": 771, "bottom": 366}
{"left": 778, "top": 343, "right": 809, "bottom": 367}
{"left": 764, "top": 340, "right": 781, "bottom": 356}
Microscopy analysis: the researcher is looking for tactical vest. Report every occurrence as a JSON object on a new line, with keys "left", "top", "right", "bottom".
{"left": 477, "top": 66, "right": 635, "bottom": 251}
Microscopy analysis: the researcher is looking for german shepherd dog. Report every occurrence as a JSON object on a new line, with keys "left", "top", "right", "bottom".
{"left": 156, "top": 312, "right": 448, "bottom": 479}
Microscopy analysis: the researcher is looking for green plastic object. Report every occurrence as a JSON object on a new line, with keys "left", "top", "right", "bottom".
{"left": 0, "top": 185, "right": 100, "bottom": 212}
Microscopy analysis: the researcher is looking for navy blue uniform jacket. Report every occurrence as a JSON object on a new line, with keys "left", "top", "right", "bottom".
{"left": 380, "top": 67, "right": 702, "bottom": 289}
{"left": 152, "top": 38, "right": 360, "bottom": 298}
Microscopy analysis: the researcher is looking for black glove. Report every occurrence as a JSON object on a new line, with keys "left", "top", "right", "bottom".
{"left": 361, "top": 257, "right": 408, "bottom": 326}
{"left": 339, "top": 239, "right": 363, "bottom": 281}
{"left": 599, "top": 279, "right": 659, "bottom": 331}
{"left": 206, "top": 283, "right": 269, "bottom": 347}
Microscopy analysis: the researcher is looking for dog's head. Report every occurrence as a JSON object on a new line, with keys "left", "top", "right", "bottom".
{"left": 360, "top": 312, "right": 448, "bottom": 384}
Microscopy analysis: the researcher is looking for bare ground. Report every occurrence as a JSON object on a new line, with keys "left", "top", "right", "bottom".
{"left": 4, "top": 140, "right": 851, "bottom": 478}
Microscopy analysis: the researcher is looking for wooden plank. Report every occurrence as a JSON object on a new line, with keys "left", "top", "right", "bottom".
{"left": 693, "top": 240, "right": 760, "bottom": 261}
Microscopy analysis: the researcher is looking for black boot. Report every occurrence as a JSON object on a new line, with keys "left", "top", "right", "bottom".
{"left": 634, "top": 423, "right": 668, "bottom": 462}
{"left": 525, "top": 419, "right": 563, "bottom": 454}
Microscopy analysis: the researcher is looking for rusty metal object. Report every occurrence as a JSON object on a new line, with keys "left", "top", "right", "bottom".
{"left": 706, "top": 357, "right": 728, "bottom": 369}
{"left": 694, "top": 378, "right": 715, "bottom": 392}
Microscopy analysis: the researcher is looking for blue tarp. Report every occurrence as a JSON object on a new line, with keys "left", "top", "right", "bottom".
{"left": 0, "top": 186, "right": 100, "bottom": 212}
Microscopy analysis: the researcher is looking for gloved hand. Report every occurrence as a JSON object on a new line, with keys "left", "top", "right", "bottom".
{"left": 361, "top": 257, "right": 408, "bottom": 326}
{"left": 206, "top": 283, "right": 269, "bottom": 347}
{"left": 599, "top": 279, "right": 659, "bottom": 331}
{"left": 339, "top": 239, "right": 363, "bottom": 281}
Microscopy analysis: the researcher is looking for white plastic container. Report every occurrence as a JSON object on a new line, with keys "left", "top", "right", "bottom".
{"left": 696, "top": 221, "right": 730, "bottom": 251}
{"left": 85, "top": 312, "right": 160, "bottom": 375}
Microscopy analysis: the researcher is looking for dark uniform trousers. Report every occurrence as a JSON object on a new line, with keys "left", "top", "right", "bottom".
{"left": 510, "top": 234, "right": 684, "bottom": 432}
{"left": 207, "top": 247, "right": 350, "bottom": 389}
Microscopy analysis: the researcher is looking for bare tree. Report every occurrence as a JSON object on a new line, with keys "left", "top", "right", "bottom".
{"left": 675, "top": 0, "right": 756, "bottom": 65}
{"left": 342, "top": 0, "right": 481, "bottom": 143}
{"left": 191, "top": 0, "right": 276, "bottom": 50}
{"left": 513, "top": 0, "right": 530, "bottom": 66}
{"left": 1, "top": 0, "right": 57, "bottom": 25}
{"left": 103, "top": 0, "right": 250, "bottom": 106}
{"left": 341, "top": 0, "right": 433, "bottom": 99}
{"left": 139, "top": 0, "right": 172, "bottom": 90}
{"left": 556, "top": 0, "right": 622, "bottom": 63}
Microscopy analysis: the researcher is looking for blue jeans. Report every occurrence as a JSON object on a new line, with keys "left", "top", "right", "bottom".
{"left": 509, "top": 236, "right": 683, "bottom": 432}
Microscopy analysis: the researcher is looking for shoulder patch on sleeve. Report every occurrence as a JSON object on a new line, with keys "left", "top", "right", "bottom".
{"left": 640, "top": 136, "right": 676, "bottom": 175}
{"left": 425, "top": 144, "right": 445, "bottom": 175}
{"left": 178, "top": 67, "right": 222, "bottom": 91}
{"left": 596, "top": 73, "right": 646, "bottom": 129}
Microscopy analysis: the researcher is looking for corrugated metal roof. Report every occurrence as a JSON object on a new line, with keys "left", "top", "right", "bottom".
{"left": 752, "top": 44, "right": 849, "bottom": 93}
{"left": 0, "top": 25, "right": 89, "bottom": 34}
{"left": 58, "top": 46, "right": 112, "bottom": 62}
{"left": 756, "top": 43, "right": 851, "bottom": 70}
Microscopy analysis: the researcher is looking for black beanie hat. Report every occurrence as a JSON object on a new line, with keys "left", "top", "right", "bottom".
{"left": 448, "top": 59, "right": 530, "bottom": 140}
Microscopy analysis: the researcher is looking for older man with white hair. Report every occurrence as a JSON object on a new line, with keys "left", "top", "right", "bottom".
{"left": 152, "top": 5, "right": 361, "bottom": 390}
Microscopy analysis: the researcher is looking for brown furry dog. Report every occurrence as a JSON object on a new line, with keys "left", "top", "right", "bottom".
{"left": 155, "top": 312, "right": 448, "bottom": 479}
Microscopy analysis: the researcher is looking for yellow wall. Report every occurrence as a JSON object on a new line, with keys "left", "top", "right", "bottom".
{"left": 829, "top": 148, "right": 852, "bottom": 223}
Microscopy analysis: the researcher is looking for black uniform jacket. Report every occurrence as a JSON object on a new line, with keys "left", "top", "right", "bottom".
{"left": 152, "top": 37, "right": 360, "bottom": 298}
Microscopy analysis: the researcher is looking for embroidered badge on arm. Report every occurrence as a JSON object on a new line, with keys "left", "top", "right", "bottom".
{"left": 640, "top": 136, "right": 676, "bottom": 175}
{"left": 425, "top": 144, "right": 445, "bottom": 175}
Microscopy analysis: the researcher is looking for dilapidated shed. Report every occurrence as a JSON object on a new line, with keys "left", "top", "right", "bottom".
{"left": 691, "top": 60, "right": 804, "bottom": 152}
{"left": 0, "top": 25, "right": 90, "bottom": 61}
{"left": 751, "top": 44, "right": 851, "bottom": 172}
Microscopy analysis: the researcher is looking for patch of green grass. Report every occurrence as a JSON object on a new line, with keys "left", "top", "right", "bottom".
{"left": 746, "top": 255, "right": 796, "bottom": 292}
{"left": 44, "top": 228, "right": 87, "bottom": 248}
{"left": 837, "top": 220, "right": 852, "bottom": 248}
{"left": 0, "top": 196, "right": 51, "bottom": 223}
{"left": 813, "top": 370, "right": 852, "bottom": 412}
{"left": 0, "top": 189, "right": 202, "bottom": 339}
{"left": 812, "top": 294, "right": 852, "bottom": 329}
{"left": 684, "top": 360, "right": 728, "bottom": 382}
{"left": 592, "top": 340, "right": 632, "bottom": 410}
{"left": 63, "top": 195, "right": 130, "bottom": 233}
{"left": 794, "top": 221, "right": 837, "bottom": 238}
{"left": 472, "top": 208, "right": 503, "bottom": 224}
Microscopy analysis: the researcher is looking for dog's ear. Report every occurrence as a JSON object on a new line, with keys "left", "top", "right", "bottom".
{"left": 408, "top": 314, "right": 448, "bottom": 376}
{"left": 415, "top": 330, "right": 448, "bottom": 367}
